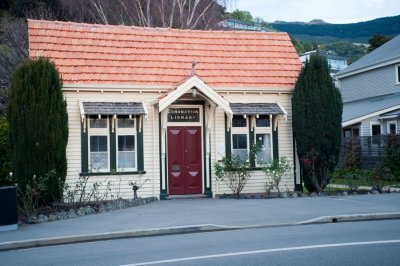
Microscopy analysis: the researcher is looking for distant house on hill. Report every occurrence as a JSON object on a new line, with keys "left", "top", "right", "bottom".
{"left": 300, "top": 50, "right": 348, "bottom": 75}
{"left": 217, "top": 18, "right": 273, "bottom": 32}
{"left": 336, "top": 34, "right": 400, "bottom": 167}
{"left": 28, "top": 19, "right": 302, "bottom": 199}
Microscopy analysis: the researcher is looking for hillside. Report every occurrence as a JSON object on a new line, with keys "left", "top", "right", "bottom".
{"left": 271, "top": 15, "right": 400, "bottom": 42}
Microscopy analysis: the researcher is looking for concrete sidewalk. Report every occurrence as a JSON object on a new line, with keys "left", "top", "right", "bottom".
{"left": 1, "top": 193, "right": 400, "bottom": 250}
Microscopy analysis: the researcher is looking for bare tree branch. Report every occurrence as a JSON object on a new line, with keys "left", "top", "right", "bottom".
{"left": 0, "top": 17, "right": 28, "bottom": 116}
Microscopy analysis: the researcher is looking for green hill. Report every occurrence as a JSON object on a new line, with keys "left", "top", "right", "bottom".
{"left": 271, "top": 15, "right": 400, "bottom": 42}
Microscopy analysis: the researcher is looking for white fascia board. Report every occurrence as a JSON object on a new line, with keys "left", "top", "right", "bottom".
{"left": 342, "top": 104, "right": 400, "bottom": 127}
{"left": 158, "top": 76, "right": 232, "bottom": 115}
{"left": 63, "top": 84, "right": 171, "bottom": 90}
{"left": 336, "top": 57, "right": 400, "bottom": 79}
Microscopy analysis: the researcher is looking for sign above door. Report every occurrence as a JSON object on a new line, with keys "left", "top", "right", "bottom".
{"left": 167, "top": 108, "right": 200, "bottom": 122}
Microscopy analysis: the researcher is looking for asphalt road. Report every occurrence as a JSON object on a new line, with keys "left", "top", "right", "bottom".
{"left": 1, "top": 219, "right": 400, "bottom": 266}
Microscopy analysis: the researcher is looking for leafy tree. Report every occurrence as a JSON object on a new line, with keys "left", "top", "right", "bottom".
{"left": 367, "top": 35, "right": 392, "bottom": 53}
{"left": 292, "top": 54, "right": 342, "bottom": 193}
{"left": 0, "top": 17, "right": 28, "bottom": 116}
{"left": 7, "top": 57, "right": 68, "bottom": 203}
{"left": 228, "top": 9, "right": 253, "bottom": 24}
{"left": 323, "top": 41, "right": 366, "bottom": 64}
{"left": 291, "top": 37, "right": 313, "bottom": 55}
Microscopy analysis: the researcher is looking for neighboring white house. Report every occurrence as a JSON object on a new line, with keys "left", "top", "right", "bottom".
{"left": 336, "top": 34, "right": 400, "bottom": 138}
{"left": 217, "top": 18, "right": 272, "bottom": 32}
{"left": 300, "top": 50, "right": 348, "bottom": 76}
{"left": 28, "top": 19, "right": 302, "bottom": 200}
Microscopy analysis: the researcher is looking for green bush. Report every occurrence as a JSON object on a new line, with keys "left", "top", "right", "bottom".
{"left": 384, "top": 135, "right": 400, "bottom": 181}
{"left": 7, "top": 57, "right": 68, "bottom": 203}
{"left": 292, "top": 54, "right": 343, "bottom": 193}
{"left": 262, "top": 157, "right": 290, "bottom": 197}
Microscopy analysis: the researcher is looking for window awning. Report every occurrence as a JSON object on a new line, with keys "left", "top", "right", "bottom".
{"left": 230, "top": 103, "right": 287, "bottom": 116}
{"left": 79, "top": 102, "right": 147, "bottom": 116}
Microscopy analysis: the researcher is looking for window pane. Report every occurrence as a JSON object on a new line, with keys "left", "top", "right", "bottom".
{"left": 233, "top": 134, "right": 247, "bottom": 149}
{"left": 256, "top": 115, "right": 270, "bottom": 127}
{"left": 398, "top": 66, "right": 400, "bottom": 83}
{"left": 118, "top": 118, "right": 135, "bottom": 128}
{"left": 256, "top": 134, "right": 271, "bottom": 165}
{"left": 118, "top": 135, "right": 135, "bottom": 169}
{"left": 90, "top": 118, "right": 108, "bottom": 128}
{"left": 352, "top": 128, "right": 359, "bottom": 137}
{"left": 232, "top": 134, "right": 247, "bottom": 160}
{"left": 118, "top": 135, "right": 135, "bottom": 151}
{"left": 232, "top": 115, "right": 247, "bottom": 127}
{"left": 372, "top": 125, "right": 381, "bottom": 136}
{"left": 90, "top": 136, "right": 107, "bottom": 152}
{"left": 90, "top": 152, "right": 108, "bottom": 170}
{"left": 389, "top": 124, "right": 396, "bottom": 134}
{"left": 90, "top": 136, "right": 108, "bottom": 170}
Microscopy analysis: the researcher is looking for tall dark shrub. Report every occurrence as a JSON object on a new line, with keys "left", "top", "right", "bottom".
{"left": 7, "top": 57, "right": 68, "bottom": 202}
{"left": 292, "top": 54, "right": 343, "bottom": 193}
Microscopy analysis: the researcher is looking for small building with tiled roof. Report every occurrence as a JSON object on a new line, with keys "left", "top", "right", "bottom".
{"left": 28, "top": 19, "right": 302, "bottom": 199}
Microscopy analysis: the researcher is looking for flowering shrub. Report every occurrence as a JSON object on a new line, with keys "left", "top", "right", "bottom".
{"left": 214, "top": 144, "right": 260, "bottom": 198}
{"left": 214, "top": 154, "right": 252, "bottom": 198}
{"left": 262, "top": 157, "right": 290, "bottom": 197}
{"left": 300, "top": 149, "right": 335, "bottom": 193}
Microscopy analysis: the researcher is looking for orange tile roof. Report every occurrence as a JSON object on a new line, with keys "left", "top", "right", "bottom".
{"left": 28, "top": 19, "right": 301, "bottom": 89}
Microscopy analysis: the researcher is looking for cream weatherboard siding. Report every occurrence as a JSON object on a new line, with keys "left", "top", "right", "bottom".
{"left": 64, "top": 89, "right": 160, "bottom": 200}
{"left": 211, "top": 92, "right": 295, "bottom": 196}
{"left": 64, "top": 88, "right": 296, "bottom": 199}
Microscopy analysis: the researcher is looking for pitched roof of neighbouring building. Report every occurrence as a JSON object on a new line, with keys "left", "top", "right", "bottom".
{"left": 337, "top": 34, "right": 400, "bottom": 78}
{"left": 28, "top": 19, "right": 301, "bottom": 89}
{"left": 342, "top": 92, "right": 400, "bottom": 126}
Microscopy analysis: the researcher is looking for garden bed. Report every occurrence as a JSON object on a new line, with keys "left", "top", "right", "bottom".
{"left": 20, "top": 196, "right": 158, "bottom": 224}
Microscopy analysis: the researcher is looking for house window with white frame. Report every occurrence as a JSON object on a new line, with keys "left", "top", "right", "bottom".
{"left": 371, "top": 123, "right": 381, "bottom": 136}
{"left": 231, "top": 115, "right": 248, "bottom": 160}
{"left": 88, "top": 117, "right": 109, "bottom": 172}
{"left": 396, "top": 64, "right": 400, "bottom": 84}
{"left": 254, "top": 115, "right": 272, "bottom": 166}
{"left": 387, "top": 121, "right": 397, "bottom": 135}
{"left": 116, "top": 117, "right": 136, "bottom": 171}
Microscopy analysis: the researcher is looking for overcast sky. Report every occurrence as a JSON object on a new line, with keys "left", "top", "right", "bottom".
{"left": 228, "top": 0, "right": 400, "bottom": 24}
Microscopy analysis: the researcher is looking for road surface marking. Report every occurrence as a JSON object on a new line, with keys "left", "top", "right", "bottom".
{"left": 120, "top": 239, "right": 400, "bottom": 266}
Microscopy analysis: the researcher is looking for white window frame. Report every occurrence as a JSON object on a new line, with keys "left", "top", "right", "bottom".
{"left": 387, "top": 120, "right": 398, "bottom": 135}
{"left": 231, "top": 115, "right": 249, "bottom": 160}
{"left": 116, "top": 117, "right": 137, "bottom": 172}
{"left": 88, "top": 117, "right": 110, "bottom": 172}
{"left": 370, "top": 122, "right": 381, "bottom": 136}
{"left": 254, "top": 115, "right": 273, "bottom": 167}
{"left": 396, "top": 64, "right": 400, "bottom": 85}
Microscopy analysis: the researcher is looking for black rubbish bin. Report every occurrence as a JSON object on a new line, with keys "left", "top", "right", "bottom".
{"left": 0, "top": 186, "right": 18, "bottom": 231}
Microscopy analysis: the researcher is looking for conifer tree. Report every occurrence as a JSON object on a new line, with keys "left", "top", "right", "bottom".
{"left": 292, "top": 54, "right": 342, "bottom": 193}
{"left": 7, "top": 57, "right": 68, "bottom": 202}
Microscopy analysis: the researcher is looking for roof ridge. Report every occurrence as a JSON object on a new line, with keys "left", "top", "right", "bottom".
{"left": 27, "top": 19, "right": 288, "bottom": 36}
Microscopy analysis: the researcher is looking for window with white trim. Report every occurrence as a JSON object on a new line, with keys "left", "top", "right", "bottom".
{"left": 396, "top": 64, "right": 400, "bottom": 84}
{"left": 231, "top": 115, "right": 248, "bottom": 160}
{"left": 255, "top": 115, "right": 272, "bottom": 166}
{"left": 371, "top": 122, "right": 381, "bottom": 145}
{"left": 116, "top": 117, "right": 136, "bottom": 171}
{"left": 88, "top": 117, "right": 109, "bottom": 172}
{"left": 371, "top": 123, "right": 381, "bottom": 136}
{"left": 85, "top": 116, "right": 142, "bottom": 174}
{"left": 387, "top": 121, "right": 397, "bottom": 135}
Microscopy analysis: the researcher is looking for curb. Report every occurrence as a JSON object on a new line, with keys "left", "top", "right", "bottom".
{"left": 1, "top": 212, "right": 400, "bottom": 251}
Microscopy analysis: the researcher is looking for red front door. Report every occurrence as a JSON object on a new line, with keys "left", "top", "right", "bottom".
{"left": 168, "top": 126, "right": 202, "bottom": 195}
